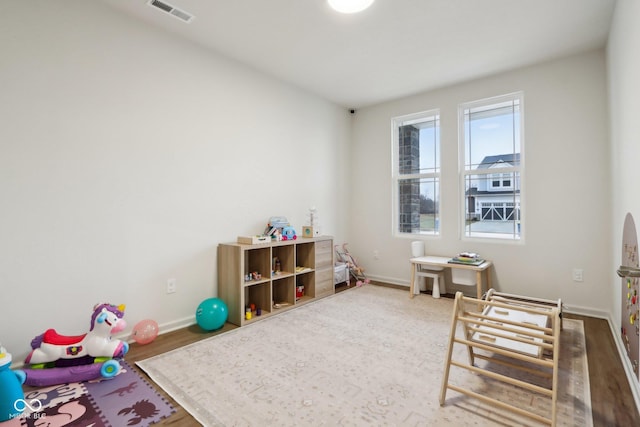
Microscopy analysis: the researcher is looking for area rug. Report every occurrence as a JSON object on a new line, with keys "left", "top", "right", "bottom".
{"left": 1, "top": 361, "right": 174, "bottom": 426}
{"left": 137, "top": 285, "right": 592, "bottom": 426}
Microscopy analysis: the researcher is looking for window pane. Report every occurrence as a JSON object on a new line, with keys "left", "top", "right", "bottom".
{"left": 463, "top": 173, "right": 520, "bottom": 239}
{"left": 398, "top": 177, "right": 439, "bottom": 235}
{"left": 394, "top": 111, "right": 440, "bottom": 237}
{"left": 461, "top": 94, "right": 522, "bottom": 241}
{"left": 398, "top": 116, "right": 439, "bottom": 175}
{"left": 464, "top": 100, "right": 520, "bottom": 170}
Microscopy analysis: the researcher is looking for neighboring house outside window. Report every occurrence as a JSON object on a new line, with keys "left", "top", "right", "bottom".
{"left": 466, "top": 154, "right": 520, "bottom": 222}
{"left": 460, "top": 93, "right": 523, "bottom": 240}
{"left": 392, "top": 111, "right": 440, "bottom": 236}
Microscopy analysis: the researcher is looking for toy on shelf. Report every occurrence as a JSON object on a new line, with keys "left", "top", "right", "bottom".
{"left": 335, "top": 243, "right": 370, "bottom": 287}
{"left": 245, "top": 271, "right": 262, "bottom": 281}
{"left": 21, "top": 303, "right": 128, "bottom": 387}
{"left": 282, "top": 226, "right": 297, "bottom": 241}
{"left": 264, "top": 216, "right": 297, "bottom": 241}
{"left": 0, "top": 343, "right": 26, "bottom": 422}
{"left": 302, "top": 206, "right": 321, "bottom": 238}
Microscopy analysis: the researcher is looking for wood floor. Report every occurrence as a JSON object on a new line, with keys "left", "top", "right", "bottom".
{"left": 565, "top": 313, "right": 640, "bottom": 427}
{"left": 125, "top": 285, "right": 640, "bottom": 426}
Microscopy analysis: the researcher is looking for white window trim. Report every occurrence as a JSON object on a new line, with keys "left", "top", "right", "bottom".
{"left": 391, "top": 109, "right": 441, "bottom": 238}
{"left": 458, "top": 92, "right": 525, "bottom": 243}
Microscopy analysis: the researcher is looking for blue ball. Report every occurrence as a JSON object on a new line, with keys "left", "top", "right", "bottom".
{"left": 196, "top": 298, "right": 228, "bottom": 331}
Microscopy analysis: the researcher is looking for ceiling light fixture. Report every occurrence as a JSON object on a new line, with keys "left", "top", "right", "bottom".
{"left": 328, "top": 0, "right": 375, "bottom": 14}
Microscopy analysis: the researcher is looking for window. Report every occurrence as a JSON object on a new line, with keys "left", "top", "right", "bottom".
{"left": 392, "top": 111, "right": 440, "bottom": 236}
{"left": 460, "top": 93, "right": 523, "bottom": 240}
{"left": 490, "top": 171, "right": 513, "bottom": 190}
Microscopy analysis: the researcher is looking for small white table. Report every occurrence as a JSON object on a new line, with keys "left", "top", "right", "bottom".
{"left": 409, "top": 256, "right": 492, "bottom": 301}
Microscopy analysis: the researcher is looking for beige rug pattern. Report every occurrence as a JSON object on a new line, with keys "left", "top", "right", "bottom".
{"left": 137, "top": 285, "right": 591, "bottom": 426}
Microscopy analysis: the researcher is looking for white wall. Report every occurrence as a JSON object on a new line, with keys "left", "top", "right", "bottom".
{"left": 608, "top": 0, "right": 640, "bottom": 329}
{"left": 608, "top": 0, "right": 640, "bottom": 398}
{"left": 349, "top": 50, "right": 611, "bottom": 313}
{"left": 0, "top": 1, "right": 350, "bottom": 360}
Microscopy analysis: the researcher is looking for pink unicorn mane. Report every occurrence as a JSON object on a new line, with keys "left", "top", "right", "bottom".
{"left": 89, "top": 303, "right": 125, "bottom": 331}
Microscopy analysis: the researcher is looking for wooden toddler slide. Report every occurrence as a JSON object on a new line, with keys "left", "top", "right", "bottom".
{"left": 440, "top": 289, "right": 562, "bottom": 426}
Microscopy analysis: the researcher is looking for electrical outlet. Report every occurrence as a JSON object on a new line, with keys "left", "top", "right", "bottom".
{"left": 167, "top": 278, "right": 177, "bottom": 294}
{"left": 572, "top": 268, "right": 584, "bottom": 282}
{"left": 373, "top": 250, "right": 380, "bottom": 260}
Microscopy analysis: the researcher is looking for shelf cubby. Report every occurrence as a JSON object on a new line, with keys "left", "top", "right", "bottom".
{"left": 295, "top": 270, "right": 315, "bottom": 299}
{"left": 296, "top": 242, "right": 315, "bottom": 270}
{"left": 273, "top": 275, "right": 295, "bottom": 306}
{"left": 272, "top": 244, "right": 295, "bottom": 276}
{"left": 218, "top": 236, "right": 334, "bottom": 326}
{"left": 244, "top": 247, "right": 271, "bottom": 283}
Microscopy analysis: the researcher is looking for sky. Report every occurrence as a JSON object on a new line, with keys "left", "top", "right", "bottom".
{"left": 416, "top": 104, "right": 521, "bottom": 199}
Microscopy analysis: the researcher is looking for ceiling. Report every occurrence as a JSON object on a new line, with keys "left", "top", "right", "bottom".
{"left": 101, "top": 0, "right": 616, "bottom": 108}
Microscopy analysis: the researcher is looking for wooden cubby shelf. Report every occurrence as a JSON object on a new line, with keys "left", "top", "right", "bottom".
{"left": 218, "top": 236, "right": 334, "bottom": 326}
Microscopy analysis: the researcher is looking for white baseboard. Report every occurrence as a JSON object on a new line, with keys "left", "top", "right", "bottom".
{"left": 367, "top": 274, "right": 408, "bottom": 287}
{"left": 157, "top": 315, "right": 197, "bottom": 336}
{"left": 123, "top": 315, "right": 197, "bottom": 344}
{"left": 11, "top": 316, "right": 199, "bottom": 370}
{"left": 605, "top": 313, "right": 640, "bottom": 417}
{"left": 562, "top": 304, "right": 609, "bottom": 319}
{"left": 564, "top": 307, "right": 640, "bottom": 416}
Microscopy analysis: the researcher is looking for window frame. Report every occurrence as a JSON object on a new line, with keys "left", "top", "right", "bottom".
{"left": 458, "top": 92, "right": 524, "bottom": 242}
{"left": 391, "top": 109, "right": 441, "bottom": 238}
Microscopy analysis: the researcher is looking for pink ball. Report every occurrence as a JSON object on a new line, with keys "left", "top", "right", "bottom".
{"left": 132, "top": 319, "right": 159, "bottom": 345}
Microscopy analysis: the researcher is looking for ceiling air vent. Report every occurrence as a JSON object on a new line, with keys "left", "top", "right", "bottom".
{"left": 147, "top": 0, "right": 194, "bottom": 23}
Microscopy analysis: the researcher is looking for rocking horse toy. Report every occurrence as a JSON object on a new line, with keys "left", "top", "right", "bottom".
{"left": 22, "top": 303, "right": 128, "bottom": 386}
